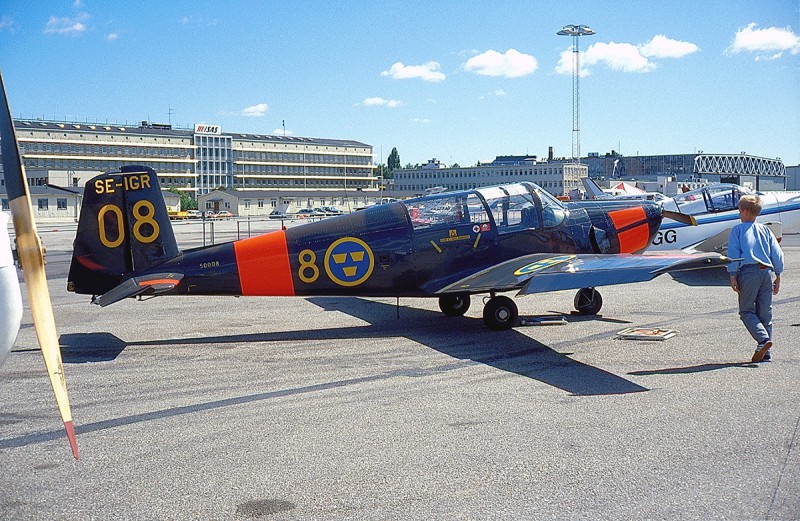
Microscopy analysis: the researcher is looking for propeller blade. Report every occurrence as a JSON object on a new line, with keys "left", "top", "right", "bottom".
{"left": 662, "top": 210, "right": 697, "bottom": 226}
{"left": 0, "top": 70, "right": 78, "bottom": 459}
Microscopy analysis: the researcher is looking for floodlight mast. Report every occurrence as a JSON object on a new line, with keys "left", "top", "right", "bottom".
{"left": 557, "top": 24, "right": 595, "bottom": 164}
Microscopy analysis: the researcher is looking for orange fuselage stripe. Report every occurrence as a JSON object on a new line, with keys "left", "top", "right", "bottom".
{"left": 609, "top": 207, "right": 650, "bottom": 253}
{"left": 609, "top": 207, "right": 646, "bottom": 230}
{"left": 233, "top": 230, "right": 295, "bottom": 296}
{"left": 617, "top": 226, "right": 650, "bottom": 253}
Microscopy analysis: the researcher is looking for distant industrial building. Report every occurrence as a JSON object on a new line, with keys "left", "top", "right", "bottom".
{"left": 786, "top": 164, "right": 800, "bottom": 191}
{"left": 1, "top": 119, "right": 376, "bottom": 197}
{"left": 585, "top": 152, "right": 786, "bottom": 191}
{"left": 393, "top": 154, "right": 587, "bottom": 197}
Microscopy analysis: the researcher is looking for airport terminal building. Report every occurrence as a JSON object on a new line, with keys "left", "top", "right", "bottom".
{"left": 2, "top": 119, "right": 376, "bottom": 196}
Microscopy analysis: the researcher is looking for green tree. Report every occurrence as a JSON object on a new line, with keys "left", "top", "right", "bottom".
{"left": 387, "top": 147, "right": 401, "bottom": 172}
{"left": 169, "top": 188, "right": 197, "bottom": 211}
{"left": 375, "top": 163, "right": 391, "bottom": 179}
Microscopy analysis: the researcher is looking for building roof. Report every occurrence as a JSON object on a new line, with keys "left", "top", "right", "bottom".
{"left": 14, "top": 119, "right": 371, "bottom": 148}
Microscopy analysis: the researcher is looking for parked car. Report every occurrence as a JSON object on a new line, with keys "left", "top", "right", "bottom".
{"left": 186, "top": 210, "right": 201, "bottom": 219}
{"left": 269, "top": 209, "right": 288, "bottom": 219}
{"left": 321, "top": 206, "right": 342, "bottom": 215}
{"left": 295, "top": 208, "right": 320, "bottom": 218}
{"left": 211, "top": 210, "right": 234, "bottom": 219}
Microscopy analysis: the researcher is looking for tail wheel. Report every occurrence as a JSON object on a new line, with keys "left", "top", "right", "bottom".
{"left": 574, "top": 287, "right": 602, "bottom": 315}
{"left": 439, "top": 294, "right": 471, "bottom": 317}
{"left": 483, "top": 296, "right": 518, "bottom": 330}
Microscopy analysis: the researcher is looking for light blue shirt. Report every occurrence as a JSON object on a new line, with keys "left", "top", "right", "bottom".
{"left": 727, "top": 221, "right": 784, "bottom": 274}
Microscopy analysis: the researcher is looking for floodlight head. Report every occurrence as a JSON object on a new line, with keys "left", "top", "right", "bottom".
{"left": 557, "top": 24, "right": 596, "bottom": 37}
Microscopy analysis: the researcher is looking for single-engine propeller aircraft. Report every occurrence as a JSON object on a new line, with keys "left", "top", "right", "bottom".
{"left": 67, "top": 166, "right": 730, "bottom": 329}
{"left": 652, "top": 183, "right": 800, "bottom": 253}
{"left": 582, "top": 177, "right": 800, "bottom": 253}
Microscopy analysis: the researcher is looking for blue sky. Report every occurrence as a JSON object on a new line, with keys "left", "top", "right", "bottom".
{"left": 1, "top": 1, "right": 798, "bottom": 167}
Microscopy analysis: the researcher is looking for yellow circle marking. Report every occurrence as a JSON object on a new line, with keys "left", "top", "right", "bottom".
{"left": 514, "top": 255, "right": 577, "bottom": 276}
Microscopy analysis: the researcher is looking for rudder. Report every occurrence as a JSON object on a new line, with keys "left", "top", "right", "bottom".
{"left": 68, "top": 165, "right": 179, "bottom": 295}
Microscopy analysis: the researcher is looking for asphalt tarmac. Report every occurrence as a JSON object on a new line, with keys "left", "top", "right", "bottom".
{"left": 1, "top": 219, "right": 798, "bottom": 520}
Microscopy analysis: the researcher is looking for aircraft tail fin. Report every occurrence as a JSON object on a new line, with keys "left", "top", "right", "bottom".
{"left": 67, "top": 166, "right": 180, "bottom": 296}
{"left": 581, "top": 177, "right": 611, "bottom": 200}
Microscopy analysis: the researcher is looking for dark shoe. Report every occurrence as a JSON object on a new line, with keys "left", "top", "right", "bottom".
{"left": 752, "top": 340, "right": 773, "bottom": 363}
{"left": 762, "top": 351, "right": 771, "bottom": 362}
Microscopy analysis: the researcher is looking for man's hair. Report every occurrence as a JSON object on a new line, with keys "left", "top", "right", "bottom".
{"left": 738, "top": 194, "right": 762, "bottom": 215}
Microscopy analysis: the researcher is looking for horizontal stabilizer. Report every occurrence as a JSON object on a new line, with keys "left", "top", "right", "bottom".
{"left": 92, "top": 273, "right": 183, "bottom": 307}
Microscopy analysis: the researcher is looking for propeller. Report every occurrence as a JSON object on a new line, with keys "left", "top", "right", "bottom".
{"left": 0, "top": 70, "right": 78, "bottom": 459}
{"left": 662, "top": 209, "right": 697, "bottom": 226}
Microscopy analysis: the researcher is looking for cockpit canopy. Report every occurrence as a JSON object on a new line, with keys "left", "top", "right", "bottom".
{"left": 671, "top": 184, "right": 753, "bottom": 214}
{"left": 401, "top": 182, "right": 567, "bottom": 232}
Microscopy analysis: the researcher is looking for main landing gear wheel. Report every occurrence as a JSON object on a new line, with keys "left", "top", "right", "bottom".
{"left": 574, "top": 287, "right": 603, "bottom": 315}
{"left": 483, "top": 296, "right": 518, "bottom": 330}
{"left": 439, "top": 294, "right": 471, "bottom": 316}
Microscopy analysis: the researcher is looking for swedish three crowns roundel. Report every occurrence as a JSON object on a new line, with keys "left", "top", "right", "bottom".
{"left": 324, "top": 237, "right": 375, "bottom": 286}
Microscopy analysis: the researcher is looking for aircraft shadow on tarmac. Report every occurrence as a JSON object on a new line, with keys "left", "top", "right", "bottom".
{"left": 60, "top": 297, "right": 647, "bottom": 396}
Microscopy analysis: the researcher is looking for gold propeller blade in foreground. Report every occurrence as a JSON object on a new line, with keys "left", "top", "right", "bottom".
{"left": 0, "top": 70, "right": 78, "bottom": 459}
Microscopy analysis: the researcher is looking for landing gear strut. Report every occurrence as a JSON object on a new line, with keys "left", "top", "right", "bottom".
{"left": 482, "top": 295, "right": 518, "bottom": 330}
{"left": 574, "top": 287, "right": 602, "bottom": 315}
{"left": 438, "top": 294, "right": 471, "bottom": 316}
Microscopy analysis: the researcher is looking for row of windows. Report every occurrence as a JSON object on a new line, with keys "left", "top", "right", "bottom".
{"left": 401, "top": 168, "right": 567, "bottom": 180}
{"left": 239, "top": 165, "right": 372, "bottom": 175}
{"left": 240, "top": 178, "right": 371, "bottom": 188}
{"left": 20, "top": 142, "right": 190, "bottom": 157}
{"left": 398, "top": 169, "right": 567, "bottom": 180}
{"left": 236, "top": 151, "right": 370, "bottom": 165}
{"left": 397, "top": 179, "right": 581, "bottom": 192}
{"left": 22, "top": 158, "right": 192, "bottom": 173}
{"left": 1, "top": 198, "right": 71, "bottom": 211}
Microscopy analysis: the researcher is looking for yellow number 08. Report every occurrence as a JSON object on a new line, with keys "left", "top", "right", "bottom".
{"left": 98, "top": 201, "right": 160, "bottom": 248}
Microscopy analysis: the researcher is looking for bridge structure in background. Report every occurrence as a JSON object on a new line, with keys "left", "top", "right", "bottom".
{"left": 694, "top": 154, "right": 786, "bottom": 177}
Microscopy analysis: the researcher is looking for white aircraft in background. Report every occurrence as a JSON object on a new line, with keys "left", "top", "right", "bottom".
{"left": 581, "top": 178, "right": 800, "bottom": 253}
{"left": 1, "top": 211, "right": 23, "bottom": 367}
{"left": 581, "top": 177, "right": 667, "bottom": 203}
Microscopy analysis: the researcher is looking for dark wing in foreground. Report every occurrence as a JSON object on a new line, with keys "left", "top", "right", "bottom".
{"left": 436, "top": 253, "right": 731, "bottom": 295}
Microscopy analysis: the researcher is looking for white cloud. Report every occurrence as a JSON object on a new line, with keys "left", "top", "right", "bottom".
{"left": 411, "top": 118, "right": 430, "bottom": 123}
{"left": 241, "top": 103, "right": 268, "bottom": 117}
{"left": 381, "top": 61, "right": 446, "bottom": 82}
{"left": 273, "top": 128, "right": 293, "bottom": 136}
{"left": 556, "top": 34, "right": 699, "bottom": 75}
{"left": 0, "top": 16, "right": 14, "bottom": 32}
{"left": 179, "top": 16, "right": 218, "bottom": 27}
{"left": 585, "top": 41, "right": 655, "bottom": 72}
{"left": 360, "top": 97, "right": 403, "bottom": 108}
{"left": 727, "top": 23, "right": 800, "bottom": 58}
{"left": 493, "top": 89, "right": 507, "bottom": 96}
{"left": 640, "top": 35, "right": 699, "bottom": 58}
{"left": 44, "top": 13, "right": 89, "bottom": 35}
{"left": 555, "top": 49, "right": 591, "bottom": 76}
{"left": 464, "top": 49, "right": 538, "bottom": 78}
{"left": 106, "top": 32, "right": 119, "bottom": 42}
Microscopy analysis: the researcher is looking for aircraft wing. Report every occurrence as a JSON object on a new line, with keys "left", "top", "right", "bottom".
{"left": 436, "top": 252, "right": 731, "bottom": 295}
{"left": 680, "top": 228, "right": 731, "bottom": 254}
{"left": 679, "top": 221, "right": 781, "bottom": 255}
